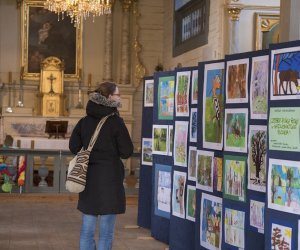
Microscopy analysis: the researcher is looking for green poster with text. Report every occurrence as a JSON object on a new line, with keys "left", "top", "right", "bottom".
{"left": 269, "top": 107, "right": 300, "bottom": 152}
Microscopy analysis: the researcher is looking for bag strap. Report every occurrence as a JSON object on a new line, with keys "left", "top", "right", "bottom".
{"left": 86, "top": 113, "right": 115, "bottom": 151}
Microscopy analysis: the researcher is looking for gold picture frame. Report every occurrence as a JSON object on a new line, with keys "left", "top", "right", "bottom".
{"left": 21, "top": 0, "right": 82, "bottom": 81}
{"left": 255, "top": 12, "right": 280, "bottom": 50}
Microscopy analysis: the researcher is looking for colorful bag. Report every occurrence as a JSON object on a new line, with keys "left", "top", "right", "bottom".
{"left": 66, "top": 113, "right": 114, "bottom": 193}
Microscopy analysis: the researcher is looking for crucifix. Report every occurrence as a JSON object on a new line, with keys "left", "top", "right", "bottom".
{"left": 47, "top": 73, "right": 56, "bottom": 95}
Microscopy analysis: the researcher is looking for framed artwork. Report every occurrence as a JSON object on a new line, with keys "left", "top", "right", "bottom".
{"left": 269, "top": 107, "right": 300, "bottom": 152}
{"left": 203, "top": 62, "right": 225, "bottom": 150}
{"left": 271, "top": 223, "right": 292, "bottom": 250}
{"left": 226, "top": 58, "right": 249, "bottom": 104}
{"left": 172, "top": 171, "right": 187, "bottom": 219}
{"left": 144, "top": 79, "right": 154, "bottom": 107}
{"left": 186, "top": 185, "right": 196, "bottom": 222}
{"left": 196, "top": 150, "right": 214, "bottom": 192}
{"left": 223, "top": 154, "right": 247, "bottom": 202}
{"left": 191, "top": 69, "right": 198, "bottom": 104}
{"left": 270, "top": 46, "right": 300, "bottom": 100}
{"left": 250, "top": 55, "right": 269, "bottom": 120}
{"left": 250, "top": 199, "right": 265, "bottom": 234}
{"left": 152, "top": 125, "right": 169, "bottom": 155}
{"left": 141, "top": 138, "right": 153, "bottom": 166}
{"left": 200, "top": 193, "right": 222, "bottom": 250}
{"left": 175, "top": 71, "right": 191, "bottom": 117}
{"left": 224, "top": 208, "right": 245, "bottom": 249}
{"left": 154, "top": 164, "right": 172, "bottom": 218}
{"left": 158, "top": 76, "right": 175, "bottom": 120}
{"left": 268, "top": 158, "right": 300, "bottom": 215}
{"left": 174, "top": 121, "right": 189, "bottom": 167}
{"left": 248, "top": 125, "right": 267, "bottom": 192}
{"left": 21, "top": 0, "right": 82, "bottom": 80}
{"left": 255, "top": 13, "right": 280, "bottom": 50}
{"left": 224, "top": 108, "right": 248, "bottom": 153}
{"left": 188, "top": 146, "right": 197, "bottom": 181}
{"left": 189, "top": 108, "right": 197, "bottom": 142}
{"left": 213, "top": 157, "right": 223, "bottom": 192}
{"left": 168, "top": 125, "right": 173, "bottom": 156}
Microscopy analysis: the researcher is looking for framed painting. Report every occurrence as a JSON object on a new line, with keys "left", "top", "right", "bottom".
{"left": 174, "top": 121, "right": 189, "bottom": 167}
{"left": 175, "top": 70, "right": 190, "bottom": 116}
{"left": 196, "top": 150, "right": 214, "bottom": 192}
{"left": 191, "top": 69, "right": 198, "bottom": 104}
{"left": 21, "top": 0, "right": 82, "bottom": 80}
{"left": 188, "top": 146, "right": 197, "bottom": 181}
{"left": 157, "top": 76, "right": 175, "bottom": 120}
{"left": 144, "top": 79, "right": 154, "bottom": 107}
{"left": 152, "top": 125, "right": 169, "bottom": 156}
{"left": 250, "top": 199, "right": 265, "bottom": 234}
{"left": 213, "top": 156, "right": 223, "bottom": 192}
{"left": 168, "top": 125, "right": 173, "bottom": 156}
{"left": 186, "top": 185, "right": 196, "bottom": 222}
{"left": 141, "top": 138, "right": 153, "bottom": 166}
{"left": 189, "top": 108, "right": 197, "bottom": 142}
{"left": 172, "top": 170, "right": 186, "bottom": 219}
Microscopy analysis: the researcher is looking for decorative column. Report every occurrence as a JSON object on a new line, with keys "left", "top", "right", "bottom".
{"left": 227, "top": 5, "right": 242, "bottom": 54}
{"left": 103, "top": 14, "right": 113, "bottom": 81}
{"left": 119, "top": 0, "right": 132, "bottom": 85}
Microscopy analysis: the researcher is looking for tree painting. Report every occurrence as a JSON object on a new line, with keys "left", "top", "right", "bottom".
{"left": 153, "top": 126, "right": 168, "bottom": 155}
{"left": 251, "top": 130, "right": 266, "bottom": 183}
{"left": 271, "top": 224, "right": 291, "bottom": 250}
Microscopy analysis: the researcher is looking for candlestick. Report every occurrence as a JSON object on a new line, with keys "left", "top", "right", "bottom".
{"left": 8, "top": 72, "right": 12, "bottom": 83}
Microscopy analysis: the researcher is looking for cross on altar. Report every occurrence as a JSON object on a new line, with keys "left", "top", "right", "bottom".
{"left": 47, "top": 73, "right": 56, "bottom": 95}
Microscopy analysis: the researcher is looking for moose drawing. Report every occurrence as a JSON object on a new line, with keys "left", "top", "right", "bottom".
{"left": 278, "top": 69, "right": 299, "bottom": 95}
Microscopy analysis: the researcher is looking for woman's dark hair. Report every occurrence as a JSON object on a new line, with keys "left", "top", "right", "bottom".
{"left": 94, "top": 81, "right": 117, "bottom": 98}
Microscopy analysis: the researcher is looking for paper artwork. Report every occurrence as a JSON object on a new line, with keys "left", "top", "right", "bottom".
{"left": 223, "top": 154, "right": 247, "bottom": 202}
{"left": 250, "top": 199, "right": 265, "bottom": 233}
{"left": 168, "top": 125, "right": 173, "bottom": 156}
{"left": 186, "top": 185, "right": 196, "bottom": 221}
{"left": 248, "top": 125, "right": 267, "bottom": 192}
{"left": 270, "top": 46, "right": 300, "bottom": 100}
{"left": 190, "top": 108, "right": 197, "bottom": 142}
{"left": 175, "top": 71, "right": 191, "bottom": 116}
{"left": 172, "top": 171, "right": 187, "bottom": 218}
{"left": 200, "top": 193, "right": 222, "bottom": 250}
{"left": 191, "top": 69, "right": 199, "bottom": 104}
{"left": 174, "top": 121, "right": 189, "bottom": 167}
{"left": 268, "top": 158, "right": 300, "bottom": 215}
{"left": 213, "top": 157, "right": 223, "bottom": 192}
{"left": 158, "top": 76, "right": 175, "bottom": 120}
{"left": 203, "top": 62, "right": 225, "bottom": 150}
{"left": 271, "top": 223, "right": 292, "bottom": 250}
{"left": 269, "top": 107, "right": 300, "bottom": 152}
{"left": 141, "top": 138, "right": 153, "bottom": 166}
{"left": 152, "top": 125, "right": 169, "bottom": 155}
{"left": 250, "top": 55, "right": 269, "bottom": 119}
{"left": 224, "top": 108, "right": 248, "bottom": 153}
{"left": 144, "top": 79, "right": 154, "bottom": 107}
{"left": 224, "top": 208, "right": 245, "bottom": 248}
{"left": 196, "top": 150, "right": 214, "bottom": 192}
{"left": 188, "top": 146, "right": 197, "bottom": 181}
{"left": 226, "top": 58, "right": 249, "bottom": 104}
{"left": 154, "top": 164, "right": 172, "bottom": 218}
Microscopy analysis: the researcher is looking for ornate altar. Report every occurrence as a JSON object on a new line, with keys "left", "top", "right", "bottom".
{"left": 39, "top": 57, "right": 65, "bottom": 116}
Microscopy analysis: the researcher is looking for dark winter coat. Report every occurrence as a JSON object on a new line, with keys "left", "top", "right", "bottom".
{"left": 69, "top": 93, "right": 133, "bottom": 215}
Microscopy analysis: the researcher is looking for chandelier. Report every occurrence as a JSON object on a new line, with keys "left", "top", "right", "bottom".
{"left": 44, "top": 0, "right": 112, "bottom": 27}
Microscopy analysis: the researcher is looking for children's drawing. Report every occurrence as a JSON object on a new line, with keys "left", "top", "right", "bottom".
{"left": 168, "top": 125, "right": 173, "bottom": 156}
{"left": 190, "top": 108, "right": 197, "bottom": 142}
{"left": 203, "top": 62, "right": 224, "bottom": 150}
{"left": 223, "top": 154, "right": 246, "bottom": 202}
{"left": 268, "top": 158, "right": 300, "bottom": 215}
{"left": 270, "top": 46, "right": 300, "bottom": 100}
{"left": 186, "top": 185, "right": 196, "bottom": 221}
{"left": 154, "top": 164, "right": 172, "bottom": 218}
{"left": 200, "top": 193, "right": 222, "bottom": 250}
{"left": 144, "top": 79, "right": 154, "bottom": 107}
{"left": 250, "top": 55, "right": 269, "bottom": 119}
{"left": 152, "top": 125, "right": 169, "bottom": 155}
{"left": 224, "top": 108, "right": 248, "bottom": 153}
{"left": 191, "top": 69, "right": 198, "bottom": 104}
{"left": 172, "top": 171, "right": 187, "bottom": 218}
{"left": 158, "top": 76, "right": 175, "bottom": 120}
{"left": 175, "top": 71, "right": 191, "bottom": 116}
{"left": 224, "top": 208, "right": 245, "bottom": 248}
{"left": 213, "top": 157, "right": 223, "bottom": 192}
{"left": 196, "top": 150, "right": 214, "bottom": 192}
{"left": 271, "top": 223, "right": 292, "bottom": 250}
{"left": 226, "top": 58, "right": 249, "bottom": 104}
{"left": 174, "top": 121, "right": 189, "bottom": 167}
{"left": 250, "top": 199, "right": 265, "bottom": 233}
{"left": 248, "top": 125, "right": 267, "bottom": 192}
{"left": 141, "top": 138, "right": 153, "bottom": 166}
{"left": 188, "top": 146, "right": 197, "bottom": 181}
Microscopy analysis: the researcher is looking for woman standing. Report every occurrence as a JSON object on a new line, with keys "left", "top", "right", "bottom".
{"left": 69, "top": 82, "right": 133, "bottom": 250}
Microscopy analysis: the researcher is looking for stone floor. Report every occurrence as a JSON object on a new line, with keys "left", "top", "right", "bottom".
{"left": 0, "top": 194, "right": 168, "bottom": 250}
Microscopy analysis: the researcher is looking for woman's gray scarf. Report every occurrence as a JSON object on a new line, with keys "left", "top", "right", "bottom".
{"left": 89, "top": 92, "right": 121, "bottom": 108}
